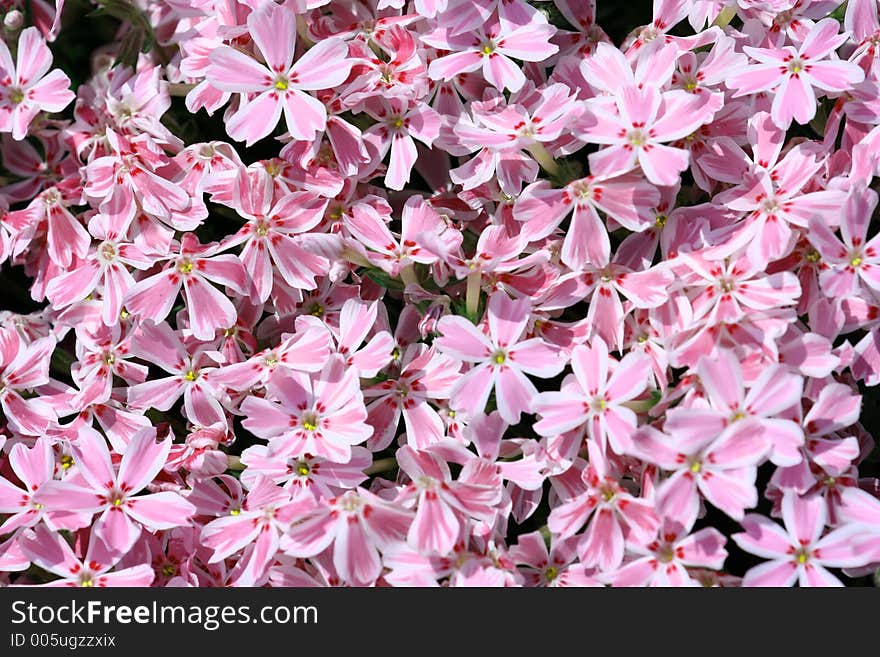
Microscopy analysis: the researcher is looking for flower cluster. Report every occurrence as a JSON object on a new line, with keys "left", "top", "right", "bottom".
{"left": 1, "top": 0, "right": 879, "bottom": 587}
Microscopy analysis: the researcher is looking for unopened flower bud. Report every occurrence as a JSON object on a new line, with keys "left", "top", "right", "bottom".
{"left": 4, "top": 10, "right": 23, "bottom": 30}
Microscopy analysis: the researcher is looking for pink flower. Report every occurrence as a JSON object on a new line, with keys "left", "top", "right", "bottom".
{"left": 515, "top": 172, "right": 660, "bottom": 269}
{"left": 435, "top": 292, "right": 566, "bottom": 424}
{"left": 0, "top": 437, "right": 89, "bottom": 534}
{"left": 364, "top": 344, "right": 461, "bottom": 451}
{"left": 363, "top": 98, "right": 440, "bottom": 190}
{"left": 606, "top": 520, "right": 728, "bottom": 587}
{"left": 240, "top": 356, "right": 372, "bottom": 464}
{"left": 534, "top": 336, "right": 652, "bottom": 455}
{"left": 547, "top": 444, "right": 659, "bottom": 572}
{"left": 124, "top": 233, "right": 248, "bottom": 341}
{"left": 395, "top": 445, "right": 501, "bottom": 556}
{"left": 577, "top": 82, "right": 722, "bottom": 186}
{"left": 19, "top": 524, "right": 154, "bottom": 587}
{"left": 36, "top": 428, "right": 196, "bottom": 555}
{"left": 206, "top": 3, "right": 353, "bottom": 145}
{"left": 424, "top": 12, "right": 558, "bottom": 92}
{"left": 126, "top": 320, "right": 229, "bottom": 428}
{"left": 509, "top": 530, "right": 602, "bottom": 587}
{"left": 222, "top": 167, "right": 329, "bottom": 302}
{"left": 807, "top": 187, "right": 880, "bottom": 299}
{"left": 733, "top": 491, "right": 866, "bottom": 586}
{"left": 0, "top": 27, "right": 74, "bottom": 140}
{"left": 280, "top": 488, "right": 413, "bottom": 586}
{"left": 199, "top": 477, "right": 304, "bottom": 586}
{"left": 0, "top": 328, "right": 56, "bottom": 436}
{"left": 726, "top": 18, "right": 865, "bottom": 128}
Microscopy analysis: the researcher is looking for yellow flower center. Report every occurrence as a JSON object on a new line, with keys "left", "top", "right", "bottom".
{"left": 850, "top": 255, "right": 863, "bottom": 267}
{"left": 9, "top": 88, "right": 24, "bottom": 104}
{"left": 795, "top": 548, "right": 809, "bottom": 565}
{"left": 391, "top": 116, "right": 404, "bottom": 129}
{"left": 100, "top": 242, "right": 117, "bottom": 261}
{"left": 690, "top": 460, "right": 702, "bottom": 474}
{"left": 161, "top": 564, "right": 176, "bottom": 577}
{"left": 80, "top": 576, "right": 94, "bottom": 588}
{"left": 178, "top": 260, "right": 194, "bottom": 274}
{"left": 275, "top": 77, "right": 289, "bottom": 91}
{"left": 61, "top": 455, "right": 74, "bottom": 470}
{"left": 296, "top": 461, "right": 311, "bottom": 476}
{"left": 230, "top": 508, "right": 241, "bottom": 516}
{"left": 628, "top": 129, "right": 647, "bottom": 147}
{"left": 309, "top": 304, "right": 325, "bottom": 317}
{"left": 657, "top": 545, "right": 676, "bottom": 563}
{"left": 184, "top": 369, "right": 198, "bottom": 382}
{"left": 805, "top": 249, "right": 821, "bottom": 263}
{"left": 493, "top": 350, "right": 507, "bottom": 365}
{"left": 104, "top": 352, "right": 116, "bottom": 365}
{"left": 255, "top": 222, "right": 270, "bottom": 237}
{"left": 544, "top": 566, "right": 559, "bottom": 582}
{"left": 655, "top": 214, "right": 667, "bottom": 228}
{"left": 301, "top": 412, "right": 319, "bottom": 431}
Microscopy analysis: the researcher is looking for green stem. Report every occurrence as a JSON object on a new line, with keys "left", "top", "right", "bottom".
{"left": 712, "top": 4, "right": 737, "bottom": 28}
{"left": 168, "top": 83, "right": 196, "bottom": 97}
{"left": 365, "top": 457, "right": 398, "bottom": 476}
{"left": 527, "top": 143, "right": 560, "bottom": 177}
{"left": 341, "top": 246, "right": 372, "bottom": 268}
{"left": 296, "top": 15, "right": 314, "bottom": 48}
{"left": 226, "top": 455, "right": 245, "bottom": 472}
{"left": 400, "top": 264, "right": 418, "bottom": 288}
{"left": 466, "top": 269, "right": 482, "bottom": 320}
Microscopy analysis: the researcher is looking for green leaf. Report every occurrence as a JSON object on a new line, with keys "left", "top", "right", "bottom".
{"left": 363, "top": 267, "right": 405, "bottom": 292}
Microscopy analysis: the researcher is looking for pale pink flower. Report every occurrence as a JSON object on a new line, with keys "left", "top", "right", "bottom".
{"left": 207, "top": 2, "right": 353, "bottom": 144}
{"left": 126, "top": 320, "right": 229, "bottom": 428}
{"left": 19, "top": 524, "right": 154, "bottom": 587}
{"left": 435, "top": 292, "right": 566, "bottom": 424}
{"left": 395, "top": 445, "right": 501, "bottom": 556}
{"left": 577, "top": 83, "right": 722, "bottom": 186}
{"left": 362, "top": 98, "right": 440, "bottom": 190}
{"left": 364, "top": 344, "right": 461, "bottom": 451}
{"left": 36, "top": 428, "right": 196, "bottom": 555}
{"left": 733, "top": 491, "right": 866, "bottom": 586}
{"left": 222, "top": 167, "right": 328, "bottom": 302}
{"left": 240, "top": 356, "right": 372, "bottom": 464}
{"left": 0, "top": 328, "right": 56, "bottom": 436}
{"left": 548, "top": 444, "right": 659, "bottom": 572}
{"left": 606, "top": 520, "right": 728, "bottom": 587}
{"left": 534, "top": 336, "right": 652, "bottom": 455}
{"left": 124, "top": 233, "right": 248, "bottom": 341}
{"left": 807, "top": 187, "right": 880, "bottom": 299}
{"left": 515, "top": 172, "right": 660, "bottom": 269}
{"left": 424, "top": 12, "right": 558, "bottom": 93}
{"left": 509, "top": 530, "right": 602, "bottom": 587}
{"left": 0, "top": 437, "right": 89, "bottom": 534}
{"left": 281, "top": 488, "right": 413, "bottom": 586}
{"left": 726, "top": 18, "right": 865, "bottom": 128}
{"left": 0, "top": 27, "right": 74, "bottom": 140}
